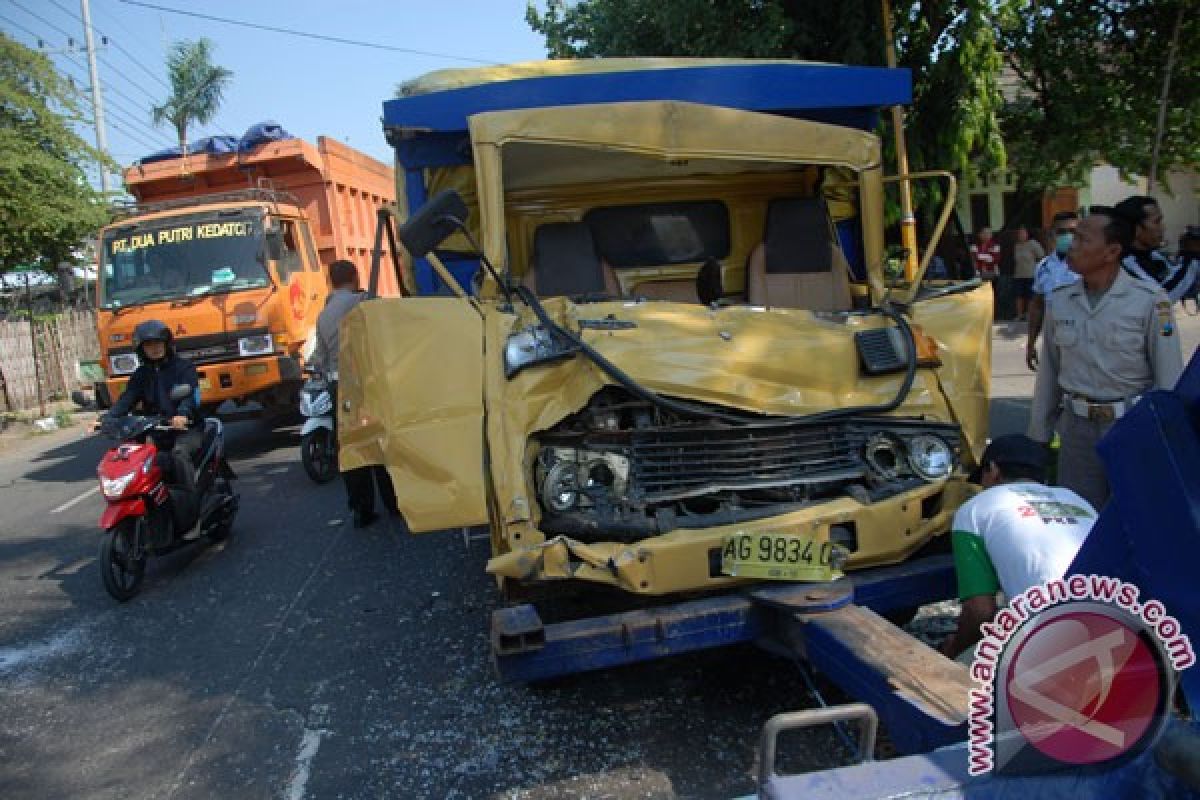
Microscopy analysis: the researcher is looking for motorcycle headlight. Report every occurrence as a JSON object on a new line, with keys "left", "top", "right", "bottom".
{"left": 109, "top": 353, "right": 140, "bottom": 375}
{"left": 907, "top": 434, "right": 955, "bottom": 481}
{"left": 311, "top": 392, "right": 332, "bottom": 416}
{"left": 100, "top": 472, "right": 137, "bottom": 499}
{"left": 504, "top": 325, "right": 577, "bottom": 379}
{"left": 299, "top": 393, "right": 313, "bottom": 416}
{"left": 238, "top": 334, "right": 274, "bottom": 357}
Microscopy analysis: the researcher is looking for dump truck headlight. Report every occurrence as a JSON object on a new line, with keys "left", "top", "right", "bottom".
{"left": 238, "top": 334, "right": 273, "bottom": 357}
{"left": 109, "top": 353, "right": 140, "bottom": 375}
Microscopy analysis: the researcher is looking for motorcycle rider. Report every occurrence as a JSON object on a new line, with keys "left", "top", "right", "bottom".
{"left": 92, "top": 319, "right": 201, "bottom": 487}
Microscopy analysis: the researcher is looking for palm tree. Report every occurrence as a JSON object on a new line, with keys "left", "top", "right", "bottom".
{"left": 151, "top": 38, "right": 233, "bottom": 155}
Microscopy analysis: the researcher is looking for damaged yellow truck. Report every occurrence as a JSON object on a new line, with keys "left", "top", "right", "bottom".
{"left": 341, "top": 60, "right": 991, "bottom": 599}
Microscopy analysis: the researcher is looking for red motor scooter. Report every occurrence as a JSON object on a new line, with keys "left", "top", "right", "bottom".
{"left": 95, "top": 399, "right": 239, "bottom": 601}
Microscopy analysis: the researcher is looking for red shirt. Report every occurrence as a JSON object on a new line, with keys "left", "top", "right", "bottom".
{"left": 971, "top": 238, "right": 1001, "bottom": 277}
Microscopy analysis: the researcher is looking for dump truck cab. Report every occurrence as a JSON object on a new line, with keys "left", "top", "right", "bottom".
{"left": 97, "top": 191, "right": 322, "bottom": 414}
{"left": 95, "top": 129, "right": 397, "bottom": 417}
{"left": 344, "top": 59, "right": 990, "bottom": 597}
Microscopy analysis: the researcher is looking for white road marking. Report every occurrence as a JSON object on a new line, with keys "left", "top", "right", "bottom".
{"left": 285, "top": 728, "right": 327, "bottom": 800}
{"left": 50, "top": 485, "right": 101, "bottom": 514}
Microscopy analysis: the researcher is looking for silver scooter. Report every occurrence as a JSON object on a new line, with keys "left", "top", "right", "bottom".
{"left": 299, "top": 370, "right": 337, "bottom": 483}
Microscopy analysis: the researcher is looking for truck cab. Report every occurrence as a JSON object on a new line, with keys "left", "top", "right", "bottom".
{"left": 96, "top": 191, "right": 322, "bottom": 415}
{"left": 344, "top": 60, "right": 991, "bottom": 598}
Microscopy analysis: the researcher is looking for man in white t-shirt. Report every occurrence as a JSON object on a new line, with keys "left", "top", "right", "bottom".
{"left": 941, "top": 434, "right": 1097, "bottom": 659}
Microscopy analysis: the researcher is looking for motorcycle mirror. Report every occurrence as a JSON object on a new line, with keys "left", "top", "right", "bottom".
{"left": 398, "top": 190, "right": 469, "bottom": 259}
{"left": 169, "top": 384, "right": 193, "bottom": 402}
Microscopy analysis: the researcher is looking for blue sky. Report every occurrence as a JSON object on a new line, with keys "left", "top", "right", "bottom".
{"left": 1, "top": 0, "right": 549, "bottom": 185}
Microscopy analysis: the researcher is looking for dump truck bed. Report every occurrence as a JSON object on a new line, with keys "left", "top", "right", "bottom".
{"left": 123, "top": 137, "right": 399, "bottom": 294}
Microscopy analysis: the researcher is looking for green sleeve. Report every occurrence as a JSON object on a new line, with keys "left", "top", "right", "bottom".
{"left": 952, "top": 529, "right": 1000, "bottom": 599}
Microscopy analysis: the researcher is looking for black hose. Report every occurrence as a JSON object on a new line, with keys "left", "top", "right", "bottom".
{"left": 513, "top": 286, "right": 920, "bottom": 426}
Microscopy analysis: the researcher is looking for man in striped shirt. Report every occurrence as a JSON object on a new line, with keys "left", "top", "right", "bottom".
{"left": 1114, "top": 195, "right": 1196, "bottom": 303}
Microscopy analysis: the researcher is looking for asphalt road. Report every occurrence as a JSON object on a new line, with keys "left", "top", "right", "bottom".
{"left": 2, "top": 319, "right": 1196, "bottom": 800}
{"left": 0, "top": 420, "right": 853, "bottom": 800}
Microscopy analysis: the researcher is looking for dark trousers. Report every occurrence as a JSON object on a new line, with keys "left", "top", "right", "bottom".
{"left": 329, "top": 381, "right": 398, "bottom": 516}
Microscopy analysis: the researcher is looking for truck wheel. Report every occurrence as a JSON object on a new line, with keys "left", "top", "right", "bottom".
{"left": 100, "top": 519, "right": 146, "bottom": 602}
{"left": 301, "top": 428, "right": 337, "bottom": 483}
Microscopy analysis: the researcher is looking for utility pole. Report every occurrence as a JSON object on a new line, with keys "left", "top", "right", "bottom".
{"left": 881, "top": 0, "right": 919, "bottom": 282}
{"left": 24, "top": 273, "right": 46, "bottom": 418}
{"left": 79, "top": 0, "right": 110, "bottom": 194}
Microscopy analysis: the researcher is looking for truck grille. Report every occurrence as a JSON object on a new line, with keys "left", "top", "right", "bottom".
{"left": 109, "top": 328, "right": 269, "bottom": 366}
{"left": 629, "top": 422, "right": 865, "bottom": 503}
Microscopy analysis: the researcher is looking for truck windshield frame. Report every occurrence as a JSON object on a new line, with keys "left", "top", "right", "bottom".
{"left": 99, "top": 210, "right": 271, "bottom": 310}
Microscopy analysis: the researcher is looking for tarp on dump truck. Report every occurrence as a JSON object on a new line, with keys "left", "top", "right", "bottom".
{"left": 136, "top": 122, "right": 294, "bottom": 164}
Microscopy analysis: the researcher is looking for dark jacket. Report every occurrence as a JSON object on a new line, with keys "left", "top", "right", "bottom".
{"left": 108, "top": 353, "right": 200, "bottom": 421}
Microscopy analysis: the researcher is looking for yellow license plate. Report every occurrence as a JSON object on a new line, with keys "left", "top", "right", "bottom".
{"left": 720, "top": 532, "right": 841, "bottom": 581}
{"left": 198, "top": 378, "right": 212, "bottom": 391}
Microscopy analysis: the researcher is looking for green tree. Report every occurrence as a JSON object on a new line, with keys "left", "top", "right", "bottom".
{"left": 996, "top": 0, "right": 1200, "bottom": 193}
{"left": 526, "top": 1, "right": 1007, "bottom": 224}
{"left": 0, "top": 34, "right": 110, "bottom": 273}
{"left": 151, "top": 38, "right": 233, "bottom": 154}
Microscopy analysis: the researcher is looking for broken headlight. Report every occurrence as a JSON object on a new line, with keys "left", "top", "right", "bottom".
{"left": 536, "top": 447, "right": 630, "bottom": 513}
{"left": 504, "top": 325, "right": 578, "bottom": 379}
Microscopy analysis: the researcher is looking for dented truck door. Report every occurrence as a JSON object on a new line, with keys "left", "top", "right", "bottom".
{"left": 336, "top": 297, "right": 488, "bottom": 531}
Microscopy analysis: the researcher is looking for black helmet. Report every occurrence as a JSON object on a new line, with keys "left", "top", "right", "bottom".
{"left": 133, "top": 319, "right": 173, "bottom": 360}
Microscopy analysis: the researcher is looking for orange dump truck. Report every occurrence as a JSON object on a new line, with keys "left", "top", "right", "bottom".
{"left": 94, "top": 134, "right": 399, "bottom": 417}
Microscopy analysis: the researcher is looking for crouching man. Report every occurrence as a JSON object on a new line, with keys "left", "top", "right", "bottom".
{"left": 941, "top": 434, "right": 1097, "bottom": 661}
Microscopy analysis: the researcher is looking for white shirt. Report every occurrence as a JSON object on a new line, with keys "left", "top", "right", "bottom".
{"left": 952, "top": 482, "right": 1095, "bottom": 598}
{"left": 1032, "top": 252, "right": 1078, "bottom": 296}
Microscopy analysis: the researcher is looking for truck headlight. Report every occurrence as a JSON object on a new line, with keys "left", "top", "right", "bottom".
{"left": 504, "top": 325, "right": 577, "bottom": 379}
{"left": 100, "top": 472, "right": 136, "bottom": 499}
{"left": 906, "top": 434, "right": 954, "bottom": 481}
{"left": 109, "top": 353, "right": 140, "bottom": 375}
{"left": 238, "top": 334, "right": 274, "bottom": 356}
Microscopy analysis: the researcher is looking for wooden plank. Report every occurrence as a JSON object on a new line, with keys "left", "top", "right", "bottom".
{"left": 803, "top": 604, "right": 972, "bottom": 726}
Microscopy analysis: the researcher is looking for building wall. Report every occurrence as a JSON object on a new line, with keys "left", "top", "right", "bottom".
{"left": 958, "top": 166, "right": 1198, "bottom": 254}
{"left": 1083, "top": 167, "right": 1198, "bottom": 252}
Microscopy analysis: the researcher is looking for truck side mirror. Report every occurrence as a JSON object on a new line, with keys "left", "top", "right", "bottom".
{"left": 398, "top": 190, "right": 469, "bottom": 259}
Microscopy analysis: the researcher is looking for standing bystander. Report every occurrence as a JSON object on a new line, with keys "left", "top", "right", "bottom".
{"left": 1026, "top": 211, "right": 1079, "bottom": 371}
{"left": 1114, "top": 195, "right": 1197, "bottom": 303}
{"left": 312, "top": 260, "right": 399, "bottom": 528}
{"left": 1028, "top": 207, "right": 1183, "bottom": 510}
{"left": 970, "top": 226, "right": 1001, "bottom": 281}
{"left": 1011, "top": 226, "right": 1045, "bottom": 322}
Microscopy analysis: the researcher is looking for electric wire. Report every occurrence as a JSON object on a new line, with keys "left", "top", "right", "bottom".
{"left": 5, "top": 3, "right": 174, "bottom": 148}
{"left": 9, "top": 0, "right": 75, "bottom": 40}
{"left": 39, "top": 0, "right": 235, "bottom": 144}
{"left": 118, "top": 0, "right": 498, "bottom": 65}
{"left": 46, "top": 0, "right": 170, "bottom": 91}
{"left": 0, "top": 13, "right": 43, "bottom": 42}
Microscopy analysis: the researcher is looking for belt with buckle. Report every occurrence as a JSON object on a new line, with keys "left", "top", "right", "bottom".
{"left": 1066, "top": 393, "right": 1140, "bottom": 423}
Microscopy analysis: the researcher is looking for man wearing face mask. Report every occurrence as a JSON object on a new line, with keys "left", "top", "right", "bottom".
{"left": 1026, "top": 211, "right": 1079, "bottom": 371}
{"left": 1115, "top": 195, "right": 1197, "bottom": 303}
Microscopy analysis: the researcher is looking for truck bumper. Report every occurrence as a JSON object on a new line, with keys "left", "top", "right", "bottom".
{"left": 487, "top": 478, "right": 975, "bottom": 596}
{"left": 101, "top": 355, "right": 303, "bottom": 409}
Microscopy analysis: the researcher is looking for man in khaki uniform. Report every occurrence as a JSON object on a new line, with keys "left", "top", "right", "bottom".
{"left": 1029, "top": 207, "right": 1183, "bottom": 510}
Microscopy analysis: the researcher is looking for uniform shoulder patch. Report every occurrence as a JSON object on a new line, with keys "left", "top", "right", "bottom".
{"left": 1156, "top": 300, "right": 1175, "bottom": 337}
